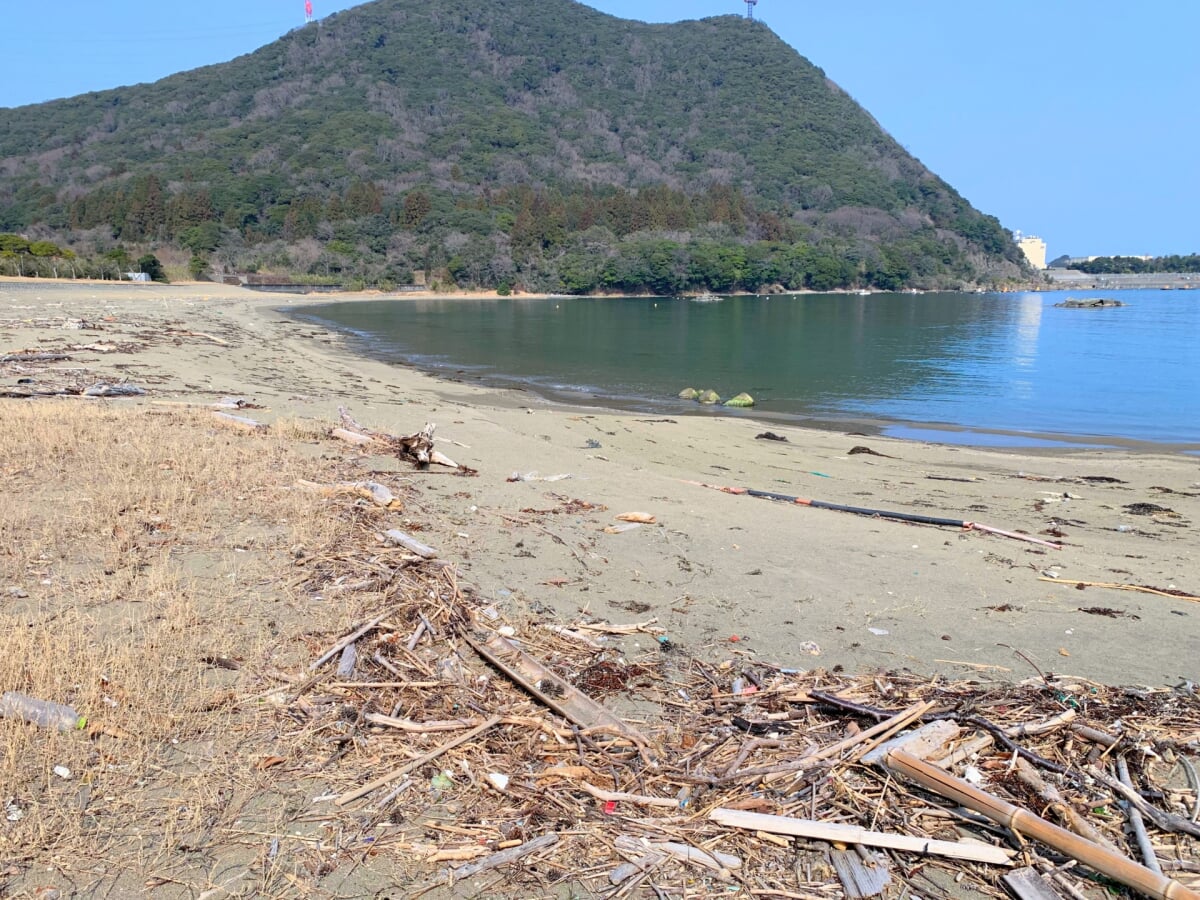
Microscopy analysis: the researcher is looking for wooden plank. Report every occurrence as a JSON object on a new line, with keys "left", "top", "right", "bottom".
{"left": 831, "top": 847, "right": 891, "bottom": 899}
{"left": 1003, "top": 867, "right": 1066, "bottom": 900}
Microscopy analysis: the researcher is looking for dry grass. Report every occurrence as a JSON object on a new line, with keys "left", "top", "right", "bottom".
{"left": 0, "top": 402, "right": 388, "bottom": 896}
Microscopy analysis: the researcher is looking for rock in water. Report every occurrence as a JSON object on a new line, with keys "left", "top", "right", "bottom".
{"left": 725, "top": 392, "right": 755, "bottom": 408}
{"left": 698, "top": 389, "right": 722, "bottom": 405}
{"left": 1054, "top": 297, "right": 1124, "bottom": 309}
{"left": 678, "top": 388, "right": 700, "bottom": 400}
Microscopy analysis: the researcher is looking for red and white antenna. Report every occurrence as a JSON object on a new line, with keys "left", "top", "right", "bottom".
{"left": 305, "top": 0, "right": 314, "bottom": 23}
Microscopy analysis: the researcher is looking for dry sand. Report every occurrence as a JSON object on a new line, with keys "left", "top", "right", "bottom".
{"left": 3, "top": 278, "right": 1197, "bottom": 688}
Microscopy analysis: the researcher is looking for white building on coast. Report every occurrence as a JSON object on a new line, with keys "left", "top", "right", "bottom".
{"left": 1014, "top": 232, "right": 1047, "bottom": 270}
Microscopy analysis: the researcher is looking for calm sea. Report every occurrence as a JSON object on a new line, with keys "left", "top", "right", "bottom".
{"left": 295, "top": 290, "right": 1200, "bottom": 449}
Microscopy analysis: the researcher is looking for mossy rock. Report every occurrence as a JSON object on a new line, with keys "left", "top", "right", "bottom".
{"left": 697, "top": 389, "right": 722, "bottom": 405}
{"left": 678, "top": 388, "right": 700, "bottom": 400}
{"left": 724, "top": 392, "right": 755, "bottom": 408}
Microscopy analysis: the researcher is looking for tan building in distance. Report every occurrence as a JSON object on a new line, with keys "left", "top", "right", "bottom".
{"left": 1015, "top": 233, "right": 1047, "bottom": 270}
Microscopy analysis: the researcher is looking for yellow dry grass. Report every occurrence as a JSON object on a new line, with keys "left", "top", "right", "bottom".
{"left": 0, "top": 402, "right": 383, "bottom": 895}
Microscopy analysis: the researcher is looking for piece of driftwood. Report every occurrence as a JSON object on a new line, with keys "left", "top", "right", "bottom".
{"left": 547, "top": 776, "right": 679, "bottom": 809}
{"left": 382, "top": 529, "right": 438, "bottom": 559}
{"left": 709, "top": 809, "right": 1013, "bottom": 865}
{"left": 862, "top": 719, "right": 962, "bottom": 765}
{"left": 609, "top": 849, "right": 667, "bottom": 885}
{"left": 84, "top": 382, "right": 146, "bottom": 397}
{"left": 614, "top": 835, "right": 740, "bottom": 876}
{"left": 335, "top": 715, "right": 502, "bottom": 806}
{"left": 1, "top": 351, "right": 71, "bottom": 363}
{"left": 337, "top": 407, "right": 464, "bottom": 470}
{"left": 1039, "top": 578, "right": 1200, "bottom": 604}
{"left": 331, "top": 427, "right": 373, "bottom": 446}
{"left": 448, "top": 832, "right": 559, "bottom": 881}
{"left": 1014, "top": 758, "right": 1119, "bottom": 851}
{"left": 1119, "top": 756, "right": 1164, "bottom": 875}
{"left": 213, "top": 411, "right": 268, "bottom": 431}
{"left": 831, "top": 847, "right": 892, "bottom": 899}
{"left": 336, "top": 643, "right": 357, "bottom": 678}
{"left": 1004, "top": 866, "right": 1067, "bottom": 900}
{"left": 1005, "top": 709, "right": 1078, "bottom": 738}
{"left": 1072, "top": 724, "right": 1120, "bottom": 747}
{"left": 1090, "top": 765, "right": 1200, "bottom": 839}
{"left": 765, "top": 700, "right": 935, "bottom": 788}
{"left": 880, "top": 748, "right": 1200, "bottom": 900}
{"left": 310, "top": 608, "right": 398, "bottom": 672}
{"left": 460, "top": 627, "right": 650, "bottom": 750}
{"left": 364, "top": 713, "right": 482, "bottom": 733}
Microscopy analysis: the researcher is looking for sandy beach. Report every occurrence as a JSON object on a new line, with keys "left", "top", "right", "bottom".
{"left": 3, "top": 278, "right": 1197, "bottom": 687}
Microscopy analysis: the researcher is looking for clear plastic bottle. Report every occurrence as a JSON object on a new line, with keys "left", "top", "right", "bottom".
{"left": 0, "top": 691, "right": 86, "bottom": 731}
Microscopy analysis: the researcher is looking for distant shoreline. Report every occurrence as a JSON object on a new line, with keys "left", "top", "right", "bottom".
{"left": 7, "top": 273, "right": 1198, "bottom": 296}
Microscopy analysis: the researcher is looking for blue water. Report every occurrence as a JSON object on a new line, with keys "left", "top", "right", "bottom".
{"left": 295, "top": 290, "right": 1200, "bottom": 448}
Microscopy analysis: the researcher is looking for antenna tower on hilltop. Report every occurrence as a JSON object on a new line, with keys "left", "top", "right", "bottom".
{"left": 305, "top": 0, "right": 314, "bottom": 23}
{"left": 745, "top": 0, "right": 758, "bottom": 20}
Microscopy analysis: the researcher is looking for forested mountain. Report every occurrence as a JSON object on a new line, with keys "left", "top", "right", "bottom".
{"left": 0, "top": 0, "right": 1027, "bottom": 291}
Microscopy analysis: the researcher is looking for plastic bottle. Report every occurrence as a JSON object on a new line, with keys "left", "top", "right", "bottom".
{"left": 0, "top": 692, "right": 86, "bottom": 731}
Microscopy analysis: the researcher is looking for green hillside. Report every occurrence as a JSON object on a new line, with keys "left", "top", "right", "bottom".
{"left": 0, "top": 0, "right": 1027, "bottom": 291}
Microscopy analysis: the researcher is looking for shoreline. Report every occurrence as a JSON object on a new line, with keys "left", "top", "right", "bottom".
{"left": 288, "top": 288, "right": 1200, "bottom": 457}
{"left": 3, "top": 280, "right": 1197, "bottom": 686}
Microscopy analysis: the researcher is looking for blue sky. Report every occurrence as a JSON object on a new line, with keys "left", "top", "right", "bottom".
{"left": 1, "top": 0, "right": 1196, "bottom": 257}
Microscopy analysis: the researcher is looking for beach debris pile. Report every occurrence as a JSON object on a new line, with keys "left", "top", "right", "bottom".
{"left": 263, "top": 416, "right": 1200, "bottom": 898}
{"left": 0, "top": 312, "right": 230, "bottom": 398}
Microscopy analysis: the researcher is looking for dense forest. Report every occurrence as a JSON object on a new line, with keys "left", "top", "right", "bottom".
{"left": 1068, "top": 254, "right": 1200, "bottom": 275}
{"left": 0, "top": 0, "right": 1027, "bottom": 291}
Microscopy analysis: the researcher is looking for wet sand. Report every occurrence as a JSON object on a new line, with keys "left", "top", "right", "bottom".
{"left": 3, "top": 278, "right": 1197, "bottom": 687}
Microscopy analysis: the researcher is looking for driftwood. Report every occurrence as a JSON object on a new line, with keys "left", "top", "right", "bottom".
{"left": 336, "top": 407, "right": 474, "bottom": 473}
{"left": 613, "top": 835, "right": 740, "bottom": 877}
{"left": 310, "top": 607, "right": 398, "bottom": 672}
{"left": 1014, "top": 757, "right": 1119, "bottom": 851}
{"left": 1004, "top": 867, "right": 1067, "bottom": 900}
{"left": 335, "top": 716, "right": 502, "bottom": 806}
{"left": 4, "top": 381, "right": 147, "bottom": 399}
{"left": 1, "top": 351, "right": 71, "bottom": 363}
{"left": 709, "top": 809, "right": 1013, "bottom": 865}
{"left": 1119, "top": 756, "right": 1165, "bottom": 875}
{"left": 448, "top": 832, "right": 559, "bottom": 881}
{"left": 382, "top": 529, "right": 438, "bottom": 559}
{"left": 460, "top": 626, "right": 651, "bottom": 750}
{"left": 831, "top": 847, "right": 892, "bottom": 899}
{"left": 83, "top": 382, "right": 146, "bottom": 397}
{"left": 880, "top": 748, "right": 1200, "bottom": 900}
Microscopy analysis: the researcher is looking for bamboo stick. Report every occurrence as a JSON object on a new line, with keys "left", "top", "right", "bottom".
{"left": 708, "top": 809, "right": 1013, "bottom": 865}
{"left": 881, "top": 748, "right": 1200, "bottom": 900}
